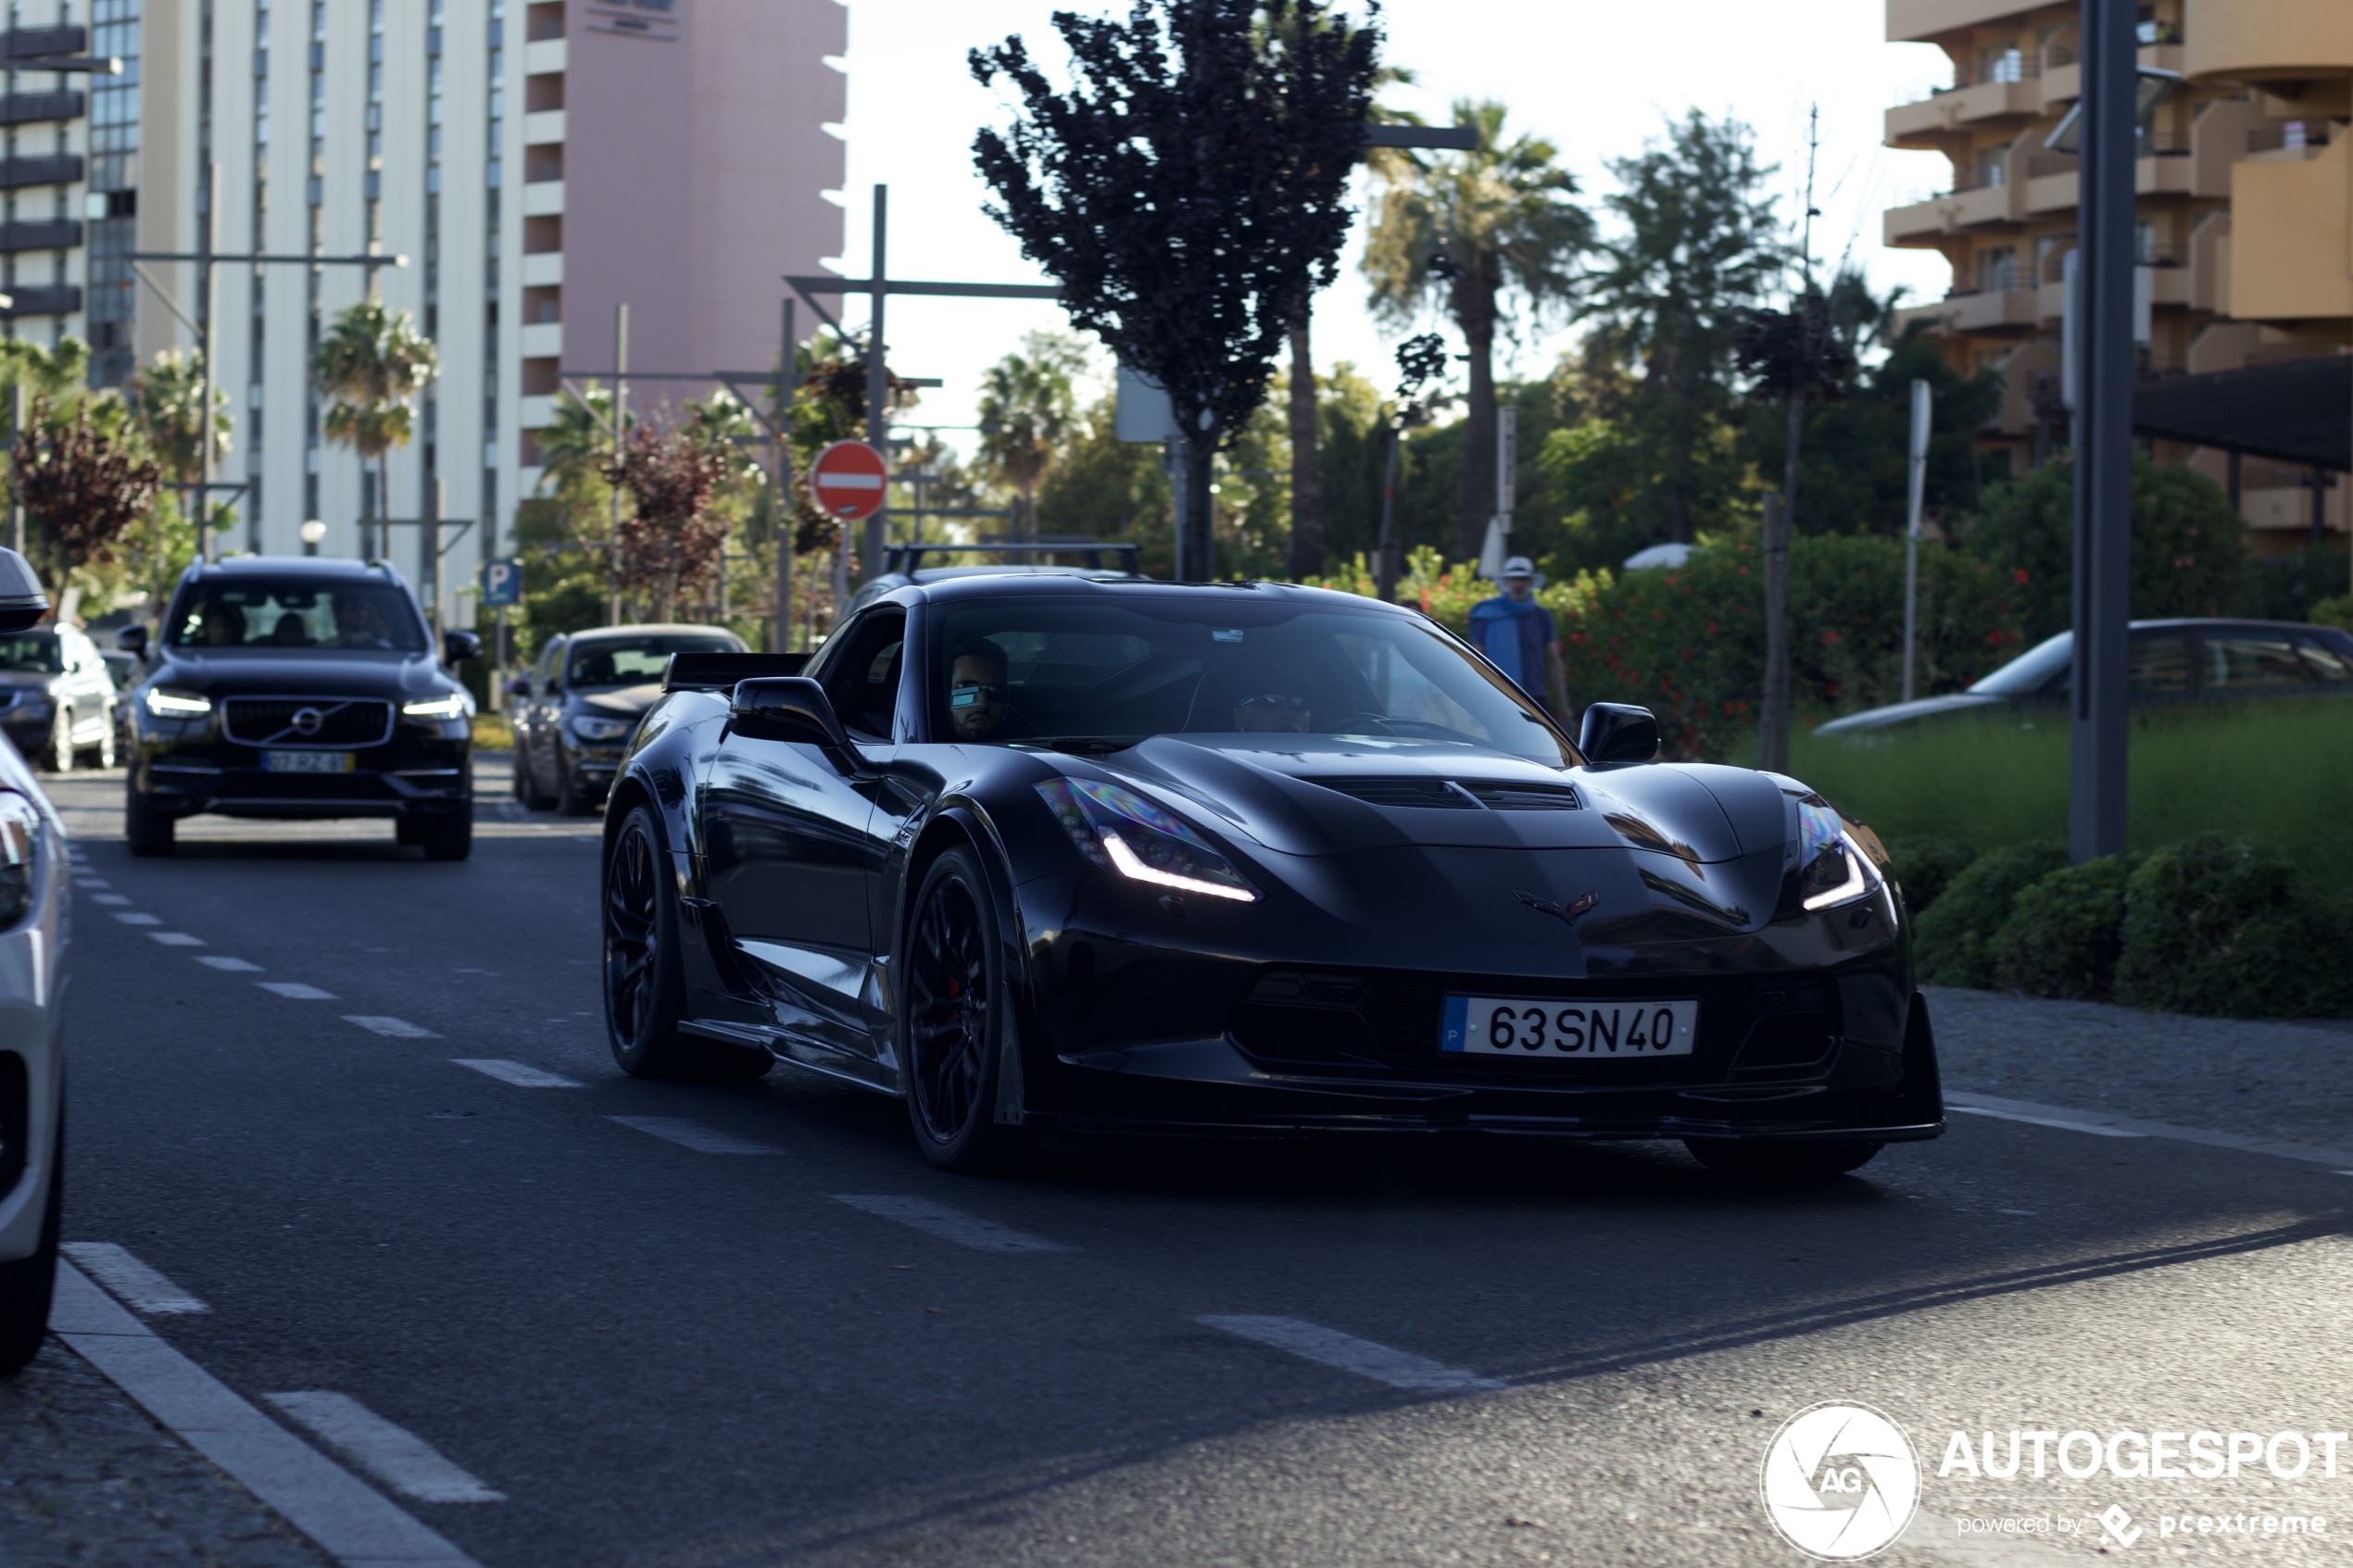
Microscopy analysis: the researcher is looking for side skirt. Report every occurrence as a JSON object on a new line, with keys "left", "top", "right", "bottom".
{"left": 678, "top": 1019, "right": 901, "bottom": 1097}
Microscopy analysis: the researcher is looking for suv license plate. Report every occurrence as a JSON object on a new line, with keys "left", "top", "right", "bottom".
{"left": 1441, "top": 996, "right": 1697, "bottom": 1058}
{"left": 264, "top": 750, "right": 355, "bottom": 775}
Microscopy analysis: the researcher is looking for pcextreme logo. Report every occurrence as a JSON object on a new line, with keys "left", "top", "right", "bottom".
{"left": 1760, "top": 1401, "right": 1921, "bottom": 1561}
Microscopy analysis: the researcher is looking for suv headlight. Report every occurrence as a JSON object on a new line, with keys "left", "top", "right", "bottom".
{"left": 401, "top": 692, "right": 470, "bottom": 721}
{"left": 567, "top": 715, "right": 634, "bottom": 743}
{"left": 1036, "top": 778, "right": 1259, "bottom": 902}
{"left": 0, "top": 791, "right": 40, "bottom": 929}
{"left": 145, "top": 687, "right": 212, "bottom": 717}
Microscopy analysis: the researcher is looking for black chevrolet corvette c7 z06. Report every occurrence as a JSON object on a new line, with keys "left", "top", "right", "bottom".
{"left": 599, "top": 577, "right": 1943, "bottom": 1176}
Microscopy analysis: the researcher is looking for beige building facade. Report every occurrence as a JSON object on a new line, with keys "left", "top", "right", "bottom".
{"left": 1883, "top": 0, "right": 2353, "bottom": 558}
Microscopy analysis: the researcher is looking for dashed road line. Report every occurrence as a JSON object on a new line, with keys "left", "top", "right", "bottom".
{"left": 1945, "top": 1090, "right": 2353, "bottom": 1166}
{"left": 830, "top": 1194, "right": 1073, "bottom": 1254}
{"left": 195, "top": 955, "right": 263, "bottom": 972}
{"left": 258, "top": 982, "right": 339, "bottom": 1000}
{"left": 263, "top": 1392, "right": 507, "bottom": 1504}
{"left": 606, "top": 1115, "right": 780, "bottom": 1155}
{"left": 111, "top": 910, "right": 161, "bottom": 925}
{"left": 342, "top": 1015, "right": 438, "bottom": 1038}
{"left": 49, "top": 1263, "right": 484, "bottom": 1567}
{"left": 147, "top": 932, "right": 206, "bottom": 947}
{"left": 1198, "top": 1315, "right": 1506, "bottom": 1393}
{"left": 89, "top": 892, "right": 131, "bottom": 905}
{"left": 452, "top": 1059, "right": 581, "bottom": 1087}
{"left": 59, "top": 1243, "right": 210, "bottom": 1315}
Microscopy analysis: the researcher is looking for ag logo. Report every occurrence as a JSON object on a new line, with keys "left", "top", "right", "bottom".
{"left": 1760, "top": 1401, "right": 1919, "bottom": 1561}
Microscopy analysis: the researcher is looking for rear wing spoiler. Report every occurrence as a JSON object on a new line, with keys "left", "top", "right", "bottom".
{"left": 662, "top": 651, "right": 811, "bottom": 692}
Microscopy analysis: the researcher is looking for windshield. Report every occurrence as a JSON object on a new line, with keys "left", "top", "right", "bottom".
{"left": 0, "top": 632, "right": 60, "bottom": 674}
{"left": 167, "top": 580, "right": 428, "bottom": 652}
{"left": 567, "top": 634, "right": 742, "bottom": 688}
{"left": 932, "top": 596, "right": 1577, "bottom": 766}
{"left": 1968, "top": 630, "right": 2072, "bottom": 696}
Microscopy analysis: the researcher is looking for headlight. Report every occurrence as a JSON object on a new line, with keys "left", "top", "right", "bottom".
{"left": 1036, "top": 778, "right": 1259, "bottom": 903}
{"left": 0, "top": 791, "right": 40, "bottom": 929}
{"left": 144, "top": 688, "right": 212, "bottom": 717}
{"left": 567, "top": 715, "right": 634, "bottom": 743}
{"left": 401, "top": 692, "right": 470, "bottom": 720}
{"left": 1795, "top": 799, "right": 1874, "bottom": 912}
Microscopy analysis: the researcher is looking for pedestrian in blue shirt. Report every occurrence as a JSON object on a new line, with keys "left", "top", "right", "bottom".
{"left": 1466, "top": 556, "right": 1568, "bottom": 720}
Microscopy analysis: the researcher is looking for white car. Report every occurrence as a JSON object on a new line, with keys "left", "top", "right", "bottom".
{"left": 0, "top": 548, "right": 76, "bottom": 1372}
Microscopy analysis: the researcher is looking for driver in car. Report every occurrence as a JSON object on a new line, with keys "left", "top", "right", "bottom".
{"left": 1233, "top": 692, "right": 1313, "bottom": 733}
{"left": 948, "top": 641, "right": 1033, "bottom": 742}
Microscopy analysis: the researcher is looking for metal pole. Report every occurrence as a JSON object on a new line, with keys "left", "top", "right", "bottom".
{"left": 492, "top": 604, "right": 508, "bottom": 713}
{"left": 774, "top": 297, "right": 795, "bottom": 652}
{"left": 1757, "top": 490, "right": 1791, "bottom": 774}
{"left": 862, "top": 184, "right": 888, "bottom": 582}
{"left": 1902, "top": 378, "right": 1931, "bottom": 704}
{"left": 198, "top": 162, "right": 219, "bottom": 563}
{"left": 2070, "top": 0, "right": 2133, "bottom": 863}
{"left": 7, "top": 384, "right": 21, "bottom": 554}
{"left": 608, "top": 303, "right": 629, "bottom": 625}
{"left": 1373, "top": 423, "right": 1402, "bottom": 603}
{"left": 422, "top": 476, "right": 443, "bottom": 631}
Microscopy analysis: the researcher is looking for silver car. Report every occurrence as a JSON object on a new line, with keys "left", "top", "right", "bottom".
{"left": 0, "top": 622, "right": 120, "bottom": 771}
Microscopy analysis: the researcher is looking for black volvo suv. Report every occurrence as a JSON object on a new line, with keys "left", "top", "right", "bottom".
{"left": 122, "top": 558, "right": 481, "bottom": 859}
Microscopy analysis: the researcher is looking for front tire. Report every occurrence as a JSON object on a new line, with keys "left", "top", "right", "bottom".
{"left": 602, "top": 805, "right": 767, "bottom": 1081}
{"left": 0, "top": 1106, "right": 62, "bottom": 1375}
{"left": 902, "top": 847, "right": 1027, "bottom": 1173}
{"left": 124, "top": 785, "right": 176, "bottom": 857}
{"left": 1684, "top": 1138, "right": 1884, "bottom": 1180}
{"left": 554, "top": 754, "right": 597, "bottom": 817}
{"left": 518, "top": 740, "right": 558, "bottom": 811}
{"left": 418, "top": 811, "right": 472, "bottom": 861}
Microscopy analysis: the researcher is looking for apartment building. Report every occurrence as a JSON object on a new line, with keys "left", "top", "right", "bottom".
{"left": 0, "top": 14, "right": 114, "bottom": 357}
{"left": 116, "top": 0, "right": 844, "bottom": 620}
{"left": 1882, "top": 0, "right": 2351, "bottom": 558}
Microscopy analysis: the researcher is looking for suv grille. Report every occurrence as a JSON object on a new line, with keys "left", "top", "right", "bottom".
{"left": 222, "top": 697, "right": 394, "bottom": 747}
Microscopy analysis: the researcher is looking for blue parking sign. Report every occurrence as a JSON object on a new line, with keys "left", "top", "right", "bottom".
{"left": 481, "top": 558, "right": 522, "bottom": 607}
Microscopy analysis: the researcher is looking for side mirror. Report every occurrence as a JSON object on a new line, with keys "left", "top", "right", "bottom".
{"left": 0, "top": 548, "right": 47, "bottom": 635}
{"left": 1578, "top": 703, "right": 1661, "bottom": 765}
{"left": 443, "top": 629, "right": 483, "bottom": 664}
{"left": 118, "top": 624, "right": 149, "bottom": 659}
{"left": 732, "top": 676, "right": 855, "bottom": 764}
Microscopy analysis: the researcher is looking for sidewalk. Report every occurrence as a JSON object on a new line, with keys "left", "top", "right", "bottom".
{"left": 1928, "top": 985, "right": 2353, "bottom": 1152}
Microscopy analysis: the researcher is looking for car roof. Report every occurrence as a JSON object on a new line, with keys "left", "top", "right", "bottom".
{"left": 186, "top": 554, "right": 405, "bottom": 582}
{"left": 887, "top": 573, "right": 1420, "bottom": 618}
{"left": 560, "top": 623, "right": 746, "bottom": 644}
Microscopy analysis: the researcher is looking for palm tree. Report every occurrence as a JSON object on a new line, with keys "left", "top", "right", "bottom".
{"left": 976, "top": 332, "right": 1087, "bottom": 540}
{"left": 312, "top": 299, "right": 439, "bottom": 558}
{"left": 1364, "top": 99, "right": 1591, "bottom": 564}
{"left": 126, "top": 349, "right": 233, "bottom": 493}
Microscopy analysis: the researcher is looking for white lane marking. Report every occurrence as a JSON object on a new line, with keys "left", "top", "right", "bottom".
{"left": 1945, "top": 1089, "right": 2353, "bottom": 1167}
{"left": 48, "top": 1264, "right": 484, "bottom": 1566}
{"left": 452, "top": 1059, "right": 582, "bottom": 1088}
{"left": 73, "top": 877, "right": 108, "bottom": 887}
{"left": 258, "top": 982, "right": 340, "bottom": 1000}
{"left": 342, "top": 1015, "right": 439, "bottom": 1038}
{"left": 195, "top": 955, "right": 262, "bottom": 972}
{"left": 1198, "top": 1315, "right": 1505, "bottom": 1393}
{"left": 111, "top": 910, "right": 161, "bottom": 924}
{"left": 263, "top": 1392, "right": 507, "bottom": 1504}
{"left": 59, "top": 1243, "right": 209, "bottom": 1315}
{"left": 89, "top": 892, "right": 132, "bottom": 905}
{"left": 147, "top": 933, "right": 206, "bottom": 947}
{"left": 605, "top": 1115, "right": 779, "bottom": 1155}
{"left": 1949, "top": 1105, "right": 2145, "bottom": 1139}
{"left": 830, "top": 1194, "right": 1073, "bottom": 1254}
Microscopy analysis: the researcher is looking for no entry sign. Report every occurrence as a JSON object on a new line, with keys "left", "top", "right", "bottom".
{"left": 808, "top": 440, "right": 888, "bottom": 521}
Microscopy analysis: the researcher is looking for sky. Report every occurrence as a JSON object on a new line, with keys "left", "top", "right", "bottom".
{"left": 823, "top": 0, "right": 1957, "bottom": 458}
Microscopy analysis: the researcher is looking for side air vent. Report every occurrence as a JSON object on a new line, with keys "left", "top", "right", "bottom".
{"left": 1300, "top": 776, "right": 1478, "bottom": 809}
{"left": 1454, "top": 781, "right": 1581, "bottom": 810}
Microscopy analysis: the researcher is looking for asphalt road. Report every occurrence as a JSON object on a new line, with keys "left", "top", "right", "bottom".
{"left": 38, "top": 759, "right": 2353, "bottom": 1568}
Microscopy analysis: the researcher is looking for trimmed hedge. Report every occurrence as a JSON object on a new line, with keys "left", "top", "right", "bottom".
{"left": 1913, "top": 840, "right": 2071, "bottom": 990}
{"left": 1991, "top": 855, "right": 2135, "bottom": 1002}
{"left": 1881, "top": 836, "right": 1980, "bottom": 917}
{"left": 2113, "top": 834, "right": 2353, "bottom": 1019}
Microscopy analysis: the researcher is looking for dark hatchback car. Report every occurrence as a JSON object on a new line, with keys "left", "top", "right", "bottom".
{"left": 1815, "top": 618, "right": 2353, "bottom": 735}
{"left": 509, "top": 624, "right": 746, "bottom": 814}
{"left": 123, "top": 557, "right": 481, "bottom": 858}
{"left": 0, "top": 623, "right": 119, "bottom": 771}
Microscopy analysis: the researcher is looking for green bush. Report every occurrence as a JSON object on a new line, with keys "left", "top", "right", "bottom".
{"left": 1991, "top": 855, "right": 2135, "bottom": 1001}
{"left": 2114, "top": 834, "right": 2353, "bottom": 1019}
{"left": 1880, "top": 836, "right": 1979, "bottom": 916}
{"left": 2311, "top": 594, "right": 2353, "bottom": 636}
{"left": 1914, "top": 839, "right": 2070, "bottom": 989}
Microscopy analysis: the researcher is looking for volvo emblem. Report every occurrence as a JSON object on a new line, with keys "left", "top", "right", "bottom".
{"left": 290, "top": 707, "right": 324, "bottom": 736}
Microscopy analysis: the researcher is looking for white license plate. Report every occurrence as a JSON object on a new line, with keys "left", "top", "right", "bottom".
{"left": 264, "top": 750, "right": 355, "bottom": 775}
{"left": 1441, "top": 996, "right": 1698, "bottom": 1057}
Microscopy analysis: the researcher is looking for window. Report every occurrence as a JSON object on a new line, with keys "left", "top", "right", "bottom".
{"left": 566, "top": 633, "right": 743, "bottom": 689}
{"left": 2292, "top": 633, "right": 2353, "bottom": 684}
{"left": 2126, "top": 635, "right": 2191, "bottom": 696}
{"left": 818, "top": 609, "right": 907, "bottom": 740}
{"left": 166, "top": 581, "right": 428, "bottom": 651}
{"left": 1977, "top": 245, "right": 2018, "bottom": 292}
{"left": 0, "top": 633, "right": 62, "bottom": 674}
{"left": 2201, "top": 634, "right": 2312, "bottom": 692}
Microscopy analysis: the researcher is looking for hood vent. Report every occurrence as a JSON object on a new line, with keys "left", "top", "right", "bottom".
{"left": 1301, "top": 776, "right": 1580, "bottom": 811}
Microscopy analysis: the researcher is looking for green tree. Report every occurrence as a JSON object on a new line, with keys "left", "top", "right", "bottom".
{"left": 125, "top": 349, "right": 233, "bottom": 490}
{"left": 1037, "top": 394, "right": 1174, "bottom": 572}
{"left": 1363, "top": 99, "right": 1590, "bottom": 563}
{"left": 975, "top": 332, "right": 1088, "bottom": 537}
{"left": 1577, "top": 110, "right": 1790, "bottom": 544}
{"left": 311, "top": 298, "right": 439, "bottom": 556}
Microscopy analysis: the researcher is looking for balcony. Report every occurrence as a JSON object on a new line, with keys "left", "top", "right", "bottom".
{"left": 1892, "top": 287, "right": 2040, "bottom": 338}
{"left": 2245, "top": 119, "right": 2333, "bottom": 161}
{"left": 520, "top": 322, "right": 562, "bottom": 358}
{"left": 0, "top": 219, "right": 80, "bottom": 252}
{"left": 1887, "top": 0, "right": 2032, "bottom": 41}
{"left": 517, "top": 395, "right": 558, "bottom": 431}
{"left": 0, "top": 283, "right": 78, "bottom": 316}
{"left": 2, "top": 25, "right": 84, "bottom": 59}
{"left": 520, "top": 251, "right": 563, "bottom": 287}
{"left": 0, "top": 91, "right": 82, "bottom": 126}
{"left": 522, "top": 180, "right": 564, "bottom": 218}
{"left": 2226, "top": 134, "right": 2353, "bottom": 323}
{"left": 1885, "top": 79, "right": 2042, "bottom": 146}
{"left": 1884, "top": 178, "right": 2018, "bottom": 244}
{"left": 524, "top": 37, "right": 566, "bottom": 74}
{"left": 523, "top": 109, "right": 565, "bottom": 146}
{"left": 0, "top": 154, "right": 79, "bottom": 188}
{"left": 2183, "top": 0, "right": 2353, "bottom": 89}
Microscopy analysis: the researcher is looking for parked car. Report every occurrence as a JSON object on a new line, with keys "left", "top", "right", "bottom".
{"left": 509, "top": 624, "right": 747, "bottom": 815}
{"left": 1815, "top": 618, "right": 2353, "bottom": 736}
{"left": 0, "top": 548, "right": 77, "bottom": 1373}
{"left": 845, "top": 540, "right": 1144, "bottom": 616}
{"left": 100, "top": 647, "right": 139, "bottom": 760}
{"left": 0, "top": 622, "right": 120, "bottom": 771}
{"left": 122, "top": 556, "right": 481, "bottom": 859}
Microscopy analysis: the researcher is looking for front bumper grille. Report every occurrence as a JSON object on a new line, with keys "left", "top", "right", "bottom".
{"left": 222, "top": 697, "right": 394, "bottom": 747}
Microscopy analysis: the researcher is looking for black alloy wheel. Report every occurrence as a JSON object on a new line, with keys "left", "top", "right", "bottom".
{"left": 902, "top": 847, "right": 1025, "bottom": 1172}
{"left": 123, "top": 784, "right": 175, "bottom": 858}
{"left": 554, "top": 752, "right": 597, "bottom": 817}
{"left": 602, "top": 805, "right": 765, "bottom": 1081}
{"left": 1683, "top": 1138, "right": 1883, "bottom": 1180}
